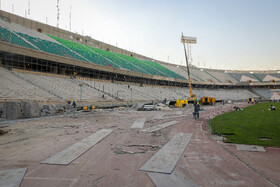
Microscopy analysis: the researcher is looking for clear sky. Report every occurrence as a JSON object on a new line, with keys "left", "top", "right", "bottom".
{"left": 1, "top": 0, "right": 280, "bottom": 70}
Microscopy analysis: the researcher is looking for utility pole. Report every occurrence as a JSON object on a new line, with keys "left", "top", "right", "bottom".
{"left": 28, "top": 0, "right": 30, "bottom": 17}
{"left": 57, "top": 0, "right": 60, "bottom": 28}
{"left": 69, "top": 6, "right": 71, "bottom": 31}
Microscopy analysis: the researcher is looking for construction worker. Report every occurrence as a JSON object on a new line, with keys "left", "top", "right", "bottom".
{"left": 193, "top": 99, "right": 200, "bottom": 119}
{"left": 72, "top": 100, "right": 76, "bottom": 108}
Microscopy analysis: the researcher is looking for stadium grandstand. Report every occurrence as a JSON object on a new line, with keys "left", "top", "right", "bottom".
{"left": 1, "top": 4, "right": 280, "bottom": 186}
{"left": 0, "top": 10, "right": 280, "bottom": 106}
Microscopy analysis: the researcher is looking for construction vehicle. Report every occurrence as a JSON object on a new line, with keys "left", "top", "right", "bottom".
{"left": 181, "top": 33, "right": 197, "bottom": 102}
{"left": 168, "top": 33, "right": 198, "bottom": 108}
{"left": 199, "top": 97, "right": 216, "bottom": 105}
{"left": 246, "top": 97, "right": 255, "bottom": 103}
{"left": 175, "top": 99, "right": 188, "bottom": 107}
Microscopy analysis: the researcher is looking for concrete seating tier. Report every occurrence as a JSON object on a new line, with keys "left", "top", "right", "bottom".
{"left": 115, "top": 54, "right": 161, "bottom": 76}
{"left": 0, "top": 68, "right": 58, "bottom": 100}
{"left": 0, "top": 67, "right": 261, "bottom": 101}
{"left": 86, "top": 46, "right": 145, "bottom": 73}
{"left": 12, "top": 71, "right": 112, "bottom": 101}
{"left": 18, "top": 33, "right": 84, "bottom": 60}
{"left": 49, "top": 35, "right": 113, "bottom": 67}
{"left": 0, "top": 25, "right": 37, "bottom": 50}
{"left": 206, "top": 71, "right": 238, "bottom": 83}
{"left": 141, "top": 60, "right": 185, "bottom": 80}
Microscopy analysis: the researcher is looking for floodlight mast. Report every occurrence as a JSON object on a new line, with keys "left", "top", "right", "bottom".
{"left": 181, "top": 33, "right": 197, "bottom": 99}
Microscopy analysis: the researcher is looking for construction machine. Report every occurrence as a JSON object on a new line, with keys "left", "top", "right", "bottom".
{"left": 181, "top": 33, "right": 197, "bottom": 102}
{"left": 199, "top": 97, "right": 216, "bottom": 105}
{"left": 246, "top": 97, "right": 255, "bottom": 103}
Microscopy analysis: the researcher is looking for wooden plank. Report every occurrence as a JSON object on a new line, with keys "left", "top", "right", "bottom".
{"left": 41, "top": 129, "right": 114, "bottom": 165}
{"left": 140, "top": 133, "right": 192, "bottom": 174}
{"left": 0, "top": 168, "right": 27, "bottom": 187}
{"left": 131, "top": 118, "right": 146, "bottom": 129}
{"left": 141, "top": 121, "right": 180, "bottom": 133}
{"left": 148, "top": 171, "right": 197, "bottom": 187}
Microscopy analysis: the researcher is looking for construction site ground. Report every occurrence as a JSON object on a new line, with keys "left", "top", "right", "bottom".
{"left": 0, "top": 102, "right": 279, "bottom": 187}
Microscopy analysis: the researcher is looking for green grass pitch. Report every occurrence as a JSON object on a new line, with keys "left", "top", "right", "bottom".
{"left": 210, "top": 102, "right": 280, "bottom": 147}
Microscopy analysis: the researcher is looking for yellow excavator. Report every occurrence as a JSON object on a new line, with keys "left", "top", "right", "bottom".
{"left": 181, "top": 33, "right": 197, "bottom": 102}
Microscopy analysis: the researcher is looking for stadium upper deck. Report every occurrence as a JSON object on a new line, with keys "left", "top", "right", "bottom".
{"left": 0, "top": 10, "right": 279, "bottom": 88}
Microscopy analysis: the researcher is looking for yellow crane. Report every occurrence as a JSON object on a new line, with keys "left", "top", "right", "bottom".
{"left": 181, "top": 33, "right": 197, "bottom": 101}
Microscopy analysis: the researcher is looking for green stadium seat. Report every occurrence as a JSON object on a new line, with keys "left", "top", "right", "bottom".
{"left": 0, "top": 26, "right": 37, "bottom": 50}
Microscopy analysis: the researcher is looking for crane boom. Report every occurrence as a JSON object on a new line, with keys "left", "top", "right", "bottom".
{"left": 181, "top": 33, "right": 196, "bottom": 100}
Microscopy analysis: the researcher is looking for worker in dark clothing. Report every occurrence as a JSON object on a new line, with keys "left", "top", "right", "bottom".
{"left": 193, "top": 99, "right": 200, "bottom": 119}
{"left": 72, "top": 100, "right": 76, "bottom": 108}
{"left": 269, "top": 105, "right": 276, "bottom": 110}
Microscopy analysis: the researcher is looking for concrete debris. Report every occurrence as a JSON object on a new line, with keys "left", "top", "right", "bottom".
{"left": 114, "top": 107, "right": 126, "bottom": 110}
{"left": 93, "top": 176, "right": 106, "bottom": 187}
{"left": 0, "top": 129, "right": 9, "bottom": 135}
{"left": 127, "top": 144, "right": 161, "bottom": 151}
{"left": 112, "top": 144, "right": 161, "bottom": 155}
{"left": 112, "top": 147, "right": 145, "bottom": 154}
{"left": 151, "top": 132, "right": 162, "bottom": 137}
{"left": 154, "top": 103, "right": 172, "bottom": 111}
{"left": 40, "top": 104, "right": 57, "bottom": 117}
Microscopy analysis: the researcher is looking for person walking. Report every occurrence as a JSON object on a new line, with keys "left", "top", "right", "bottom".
{"left": 193, "top": 99, "right": 200, "bottom": 119}
{"left": 72, "top": 100, "right": 76, "bottom": 108}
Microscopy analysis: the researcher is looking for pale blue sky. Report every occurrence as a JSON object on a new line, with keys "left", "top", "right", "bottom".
{"left": 1, "top": 0, "right": 280, "bottom": 70}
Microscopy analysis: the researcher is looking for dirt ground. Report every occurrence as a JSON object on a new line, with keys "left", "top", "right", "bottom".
{"left": 0, "top": 102, "right": 279, "bottom": 187}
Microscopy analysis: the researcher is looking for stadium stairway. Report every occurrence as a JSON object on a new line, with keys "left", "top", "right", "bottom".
{"left": 204, "top": 70, "right": 222, "bottom": 83}
{"left": 10, "top": 71, "right": 63, "bottom": 99}
{"left": 227, "top": 72, "right": 240, "bottom": 82}
{"left": 252, "top": 73, "right": 263, "bottom": 83}
{"left": 73, "top": 79, "right": 121, "bottom": 101}
{"left": 190, "top": 71, "right": 205, "bottom": 82}
{"left": 141, "top": 60, "right": 185, "bottom": 80}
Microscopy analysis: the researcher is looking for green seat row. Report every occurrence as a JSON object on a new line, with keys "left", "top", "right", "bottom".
{"left": 116, "top": 53, "right": 165, "bottom": 76}
{"left": 141, "top": 60, "right": 186, "bottom": 79}
{"left": 0, "top": 25, "right": 186, "bottom": 80}
{"left": 17, "top": 33, "right": 85, "bottom": 61}
{"left": 88, "top": 46, "right": 148, "bottom": 73}
{"left": 0, "top": 26, "right": 37, "bottom": 50}
{"left": 49, "top": 35, "right": 117, "bottom": 67}
{"left": 50, "top": 35, "right": 184, "bottom": 79}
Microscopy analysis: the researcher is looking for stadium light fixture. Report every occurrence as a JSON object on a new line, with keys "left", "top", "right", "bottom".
{"left": 181, "top": 36, "right": 197, "bottom": 44}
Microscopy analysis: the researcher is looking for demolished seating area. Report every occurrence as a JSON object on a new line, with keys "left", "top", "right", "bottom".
{"left": 0, "top": 67, "right": 262, "bottom": 102}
